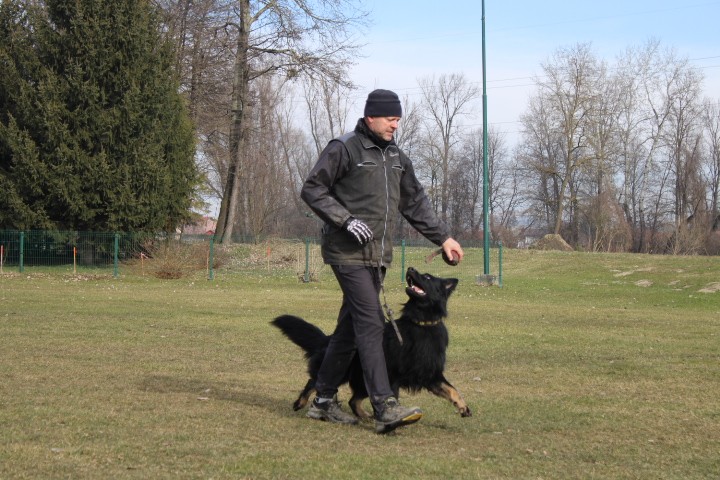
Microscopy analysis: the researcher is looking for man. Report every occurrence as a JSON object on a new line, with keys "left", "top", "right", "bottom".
{"left": 300, "top": 89, "right": 464, "bottom": 434}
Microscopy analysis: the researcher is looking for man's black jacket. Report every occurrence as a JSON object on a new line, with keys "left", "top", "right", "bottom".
{"left": 301, "top": 118, "right": 450, "bottom": 266}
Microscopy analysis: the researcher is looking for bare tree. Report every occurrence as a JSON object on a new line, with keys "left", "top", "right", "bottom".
{"left": 242, "top": 75, "right": 292, "bottom": 238}
{"left": 212, "top": 0, "right": 367, "bottom": 242}
{"left": 518, "top": 93, "right": 561, "bottom": 230}
{"left": 395, "top": 94, "right": 423, "bottom": 156}
{"left": 276, "top": 92, "right": 315, "bottom": 213}
{"left": 663, "top": 59, "right": 705, "bottom": 253}
{"left": 454, "top": 127, "right": 509, "bottom": 240}
{"left": 403, "top": 94, "right": 443, "bottom": 212}
{"left": 392, "top": 94, "right": 425, "bottom": 240}
{"left": 614, "top": 41, "right": 676, "bottom": 252}
{"left": 703, "top": 100, "right": 720, "bottom": 227}
{"left": 537, "top": 43, "right": 601, "bottom": 238}
{"left": 579, "top": 60, "right": 629, "bottom": 251}
{"left": 156, "top": 0, "right": 236, "bottom": 214}
{"left": 456, "top": 128, "right": 484, "bottom": 236}
{"left": 303, "top": 77, "right": 353, "bottom": 156}
{"left": 614, "top": 40, "right": 705, "bottom": 252}
{"left": 154, "top": 4, "right": 720, "bottom": 250}
{"left": 269, "top": 77, "right": 355, "bottom": 234}
{"left": 417, "top": 73, "right": 480, "bottom": 222}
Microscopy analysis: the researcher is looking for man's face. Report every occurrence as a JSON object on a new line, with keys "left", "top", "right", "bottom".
{"left": 366, "top": 116, "right": 400, "bottom": 141}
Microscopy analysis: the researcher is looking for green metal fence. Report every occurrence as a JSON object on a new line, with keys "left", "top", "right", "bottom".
{"left": 0, "top": 230, "right": 501, "bottom": 286}
{"left": 299, "top": 236, "right": 503, "bottom": 287}
{"left": 0, "top": 230, "right": 216, "bottom": 278}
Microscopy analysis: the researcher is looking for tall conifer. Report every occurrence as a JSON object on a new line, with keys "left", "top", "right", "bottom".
{"left": 0, "top": 0, "right": 196, "bottom": 231}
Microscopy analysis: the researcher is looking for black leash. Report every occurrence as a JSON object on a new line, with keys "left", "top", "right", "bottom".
{"left": 368, "top": 242, "right": 403, "bottom": 345}
{"left": 379, "top": 273, "right": 403, "bottom": 346}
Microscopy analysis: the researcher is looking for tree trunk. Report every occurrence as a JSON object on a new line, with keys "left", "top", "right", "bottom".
{"left": 215, "top": 0, "right": 250, "bottom": 243}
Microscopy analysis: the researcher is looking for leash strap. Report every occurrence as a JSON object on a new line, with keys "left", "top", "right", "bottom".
{"left": 367, "top": 242, "right": 403, "bottom": 345}
{"left": 425, "top": 247, "right": 443, "bottom": 263}
{"left": 380, "top": 279, "right": 403, "bottom": 346}
{"left": 369, "top": 247, "right": 403, "bottom": 346}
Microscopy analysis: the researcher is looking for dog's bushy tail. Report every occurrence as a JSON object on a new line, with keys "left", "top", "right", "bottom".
{"left": 271, "top": 315, "right": 330, "bottom": 358}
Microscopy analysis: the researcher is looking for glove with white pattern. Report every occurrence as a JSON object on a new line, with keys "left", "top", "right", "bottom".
{"left": 343, "top": 217, "right": 374, "bottom": 246}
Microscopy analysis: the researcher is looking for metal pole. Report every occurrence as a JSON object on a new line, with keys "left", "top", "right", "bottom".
{"left": 19, "top": 231, "right": 24, "bottom": 273}
{"left": 400, "top": 239, "right": 406, "bottom": 283}
{"left": 498, "top": 242, "right": 503, "bottom": 288}
{"left": 208, "top": 235, "right": 215, "bottom": 280}
{"left": 482, "top": 0, "right": 490, "bottom": 275}
{"left": 304, "top": 238, "right": 310, "bottom": 283}
{"left": 113, "top": 233, "right": 119, "bottom": 278}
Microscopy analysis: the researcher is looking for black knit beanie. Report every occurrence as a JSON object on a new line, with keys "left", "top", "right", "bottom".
{"left": 363, "top": 89, "right": 402, "bottom": 117}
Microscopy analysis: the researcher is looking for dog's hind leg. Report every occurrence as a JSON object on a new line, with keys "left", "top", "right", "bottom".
{"left": 429, "top": 378, "right": 472, "bottom": 417}
{"left": 347, "top": 360, "right": 371, "bottom": 420}
{"left": 293, "top": 378, "right": 315, "bottom": 411}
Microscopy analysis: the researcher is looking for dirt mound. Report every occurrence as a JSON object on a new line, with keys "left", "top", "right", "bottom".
{"left": 530, "top": 234, "right": 574, "bottom": 252}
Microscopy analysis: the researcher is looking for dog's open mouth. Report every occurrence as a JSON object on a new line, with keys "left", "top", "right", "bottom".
{"left": 407, "top": 275, "right": 426, "bottom": 296}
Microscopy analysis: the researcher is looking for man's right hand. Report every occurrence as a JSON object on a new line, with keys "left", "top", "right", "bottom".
{"left": 441, "top": 238, "right": 464, "bottom": 265}
{"left": 344, "top": 218, "right": 374, "bottom": 246}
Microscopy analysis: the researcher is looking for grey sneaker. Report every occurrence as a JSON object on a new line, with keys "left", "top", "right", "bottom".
{"left": 374, "top": 397, "right": 423, "bottom": 434}
{"left": 307, "top": 397, "right": 359, "bottom": 425}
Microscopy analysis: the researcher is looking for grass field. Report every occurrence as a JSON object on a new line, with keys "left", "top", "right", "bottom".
{"left": 1, "top": 248, "right": 719, "bottom": 479}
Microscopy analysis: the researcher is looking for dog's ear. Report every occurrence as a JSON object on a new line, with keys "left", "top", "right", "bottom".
{"left": 444, "top": 278, "right": 459, "bottom": 295}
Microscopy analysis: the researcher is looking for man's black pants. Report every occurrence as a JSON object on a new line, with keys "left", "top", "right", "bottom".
{"left": 314, "top": 264, "right": 393, "bottom": 410}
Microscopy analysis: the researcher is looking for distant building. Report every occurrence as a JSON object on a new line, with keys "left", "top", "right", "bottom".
{"left": 181, "top": 216, "right": 216, "bottom": 235}
{"left": 516, "top": 228, "right": 545, "bottom": 249}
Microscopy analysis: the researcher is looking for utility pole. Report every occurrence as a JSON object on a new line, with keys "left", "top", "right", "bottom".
{"left": 482, "top": 0, "right": 490, "bottom": 276}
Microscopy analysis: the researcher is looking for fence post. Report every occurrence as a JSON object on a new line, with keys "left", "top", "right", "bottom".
{"left": 400, "top": 239, "right": 406, "bottom": 283}
{"left": 113, "top": 233, "right": 119, "bottom": 278}
{"left": 19, "top": 231, "right": 24, "bottom": 273}
{"left": 208, "top": 235, "right": 215, "bottom": 280}
{"left": 498, "top": 242, "right": 503, "bottom": 288}
{"left": 303, "top": 238, "right": 310, "bottom": 283}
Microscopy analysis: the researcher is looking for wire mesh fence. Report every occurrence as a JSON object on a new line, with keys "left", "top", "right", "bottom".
{"left": 0, "top": 230, "right": 216, "bottom": 278}
{"left": 0, "top": 230, "right": 502, "bottom": 286}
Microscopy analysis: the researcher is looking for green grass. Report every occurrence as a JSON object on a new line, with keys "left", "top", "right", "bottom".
{"left": 1, "top": 248, "right": 719, "bottom": 479}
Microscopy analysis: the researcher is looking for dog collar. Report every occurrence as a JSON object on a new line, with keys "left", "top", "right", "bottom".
{"left": 411, "top": 319, "right": 443, "bottom": 326}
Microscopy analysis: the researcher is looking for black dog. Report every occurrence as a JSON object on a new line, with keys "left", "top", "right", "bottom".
{"left": 272, "top": 267, "right": 471, "bottom": 420}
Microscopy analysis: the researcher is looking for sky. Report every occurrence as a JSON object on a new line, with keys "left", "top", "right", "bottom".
{"left": 348, "top": 0, "right": 720, "bottom": 145}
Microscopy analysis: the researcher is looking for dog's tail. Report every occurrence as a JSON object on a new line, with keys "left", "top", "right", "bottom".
{"left": 271, "top": 315, "right": 330, "bottom": 358}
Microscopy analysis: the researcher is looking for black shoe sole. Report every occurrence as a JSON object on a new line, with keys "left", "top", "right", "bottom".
{"left": 375, "top": 411, "right": 423, "bottom": 434}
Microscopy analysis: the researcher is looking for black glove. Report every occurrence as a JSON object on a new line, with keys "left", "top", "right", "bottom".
{"left": 343, "top": 217, "right": 374, "bottom": 245}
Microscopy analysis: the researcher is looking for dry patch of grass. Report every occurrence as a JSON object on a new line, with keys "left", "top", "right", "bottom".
{"left": 698, "top": 282, "right": 720, "bottom": 293}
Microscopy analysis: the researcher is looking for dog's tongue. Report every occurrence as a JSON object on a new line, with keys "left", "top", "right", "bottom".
{"left": 412, "top": 285, "right": 425, "bottom": 294}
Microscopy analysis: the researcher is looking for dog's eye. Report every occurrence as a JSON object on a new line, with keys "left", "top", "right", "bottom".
{"left": 423, "top": 274, "right": 431, "bottom": 280}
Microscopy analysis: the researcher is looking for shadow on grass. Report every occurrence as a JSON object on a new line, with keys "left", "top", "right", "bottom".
{"left": 138, "top": 374, "right": 291, "bottom": 414}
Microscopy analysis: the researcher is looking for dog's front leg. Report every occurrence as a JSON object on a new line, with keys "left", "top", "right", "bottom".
{"left": 429, "top": 380, "right": 472, "bottom": 417}
{"left": 348, "top": 394, "right": 372, "bottom": 420}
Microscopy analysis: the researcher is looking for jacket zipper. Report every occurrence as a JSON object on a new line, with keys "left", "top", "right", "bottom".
{"left": 380, "top": 145, "right": 391, "bottom": 267}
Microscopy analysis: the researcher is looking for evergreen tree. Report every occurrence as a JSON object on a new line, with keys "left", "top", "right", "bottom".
{"left": 0, "top": 2, "right": 52, "bottom": 229}
{"left": 0, "top": 0, "right": 197, "bottom": 232}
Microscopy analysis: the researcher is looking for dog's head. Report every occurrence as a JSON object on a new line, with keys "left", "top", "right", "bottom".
{"left": 403, "top": 267, "right": 458, "bottom": 322}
